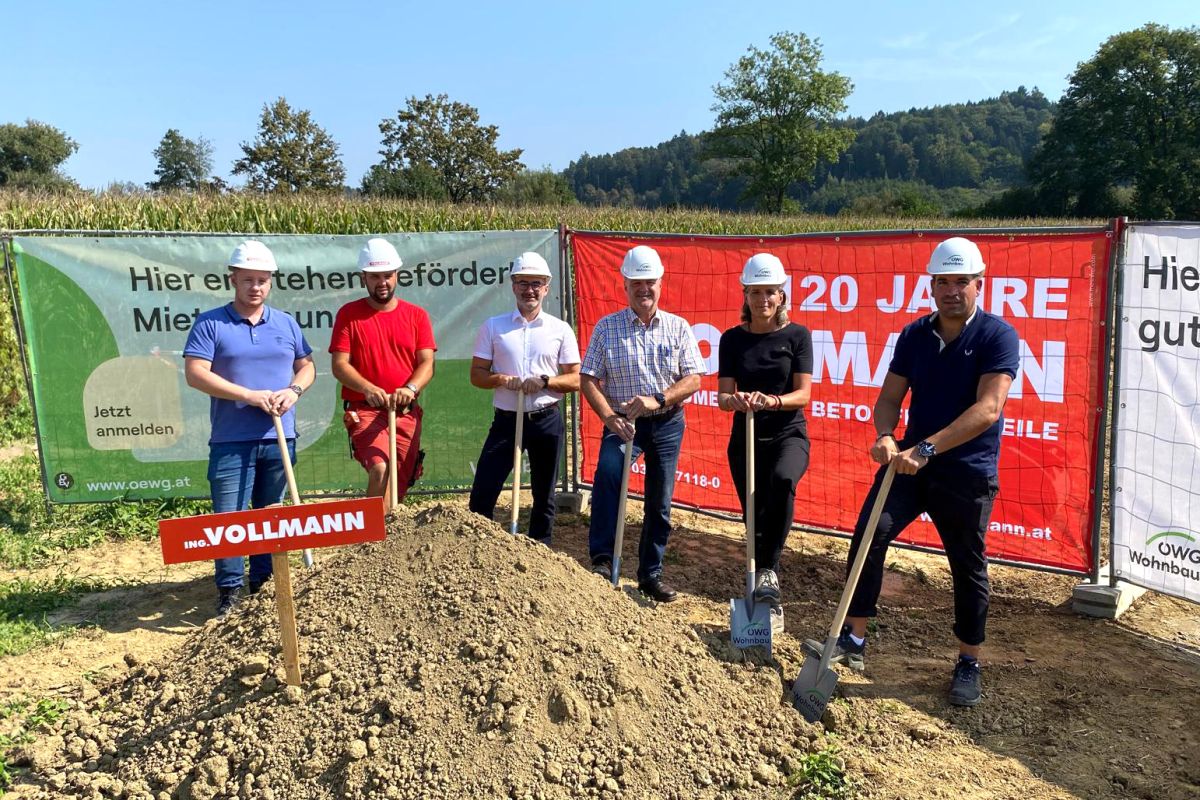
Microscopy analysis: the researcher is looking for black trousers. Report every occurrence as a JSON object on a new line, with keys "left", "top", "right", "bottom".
{"left": 469, "top": 407, "right": 564, "bottom": 541}
{"left": 727, "top": 430, "right": 810, "bottom": 572}
{"left": 846, "top": 465, "right": 999, "bottom": 646}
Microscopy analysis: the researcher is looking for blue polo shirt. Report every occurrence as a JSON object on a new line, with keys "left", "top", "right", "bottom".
{"left": 888, "top": 309, "right": 1019, "bottom": 476}
{"left": 183, "top": 304, "right": 313, "bottom": 444}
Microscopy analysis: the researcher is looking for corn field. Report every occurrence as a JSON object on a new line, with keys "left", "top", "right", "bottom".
{"left": 0, "top": 191, "right": 1098, "bottom": 236}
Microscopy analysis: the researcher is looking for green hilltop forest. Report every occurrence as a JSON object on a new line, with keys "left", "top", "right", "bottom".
{"left": 562, "top": 87, "right": 1055, "bottom": 217}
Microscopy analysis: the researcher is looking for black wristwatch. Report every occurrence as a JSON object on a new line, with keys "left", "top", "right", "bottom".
{"left": 289, "top": 384, "right": 304, "bottom": 397}
{"left": 540, "top": 375, "right": 552, "bottom": 389}
{"left": 916, "top": 440, "right": 937, "bottom": 459}
{"left": 653, "top": 391, "right": 667, "bottom": 407}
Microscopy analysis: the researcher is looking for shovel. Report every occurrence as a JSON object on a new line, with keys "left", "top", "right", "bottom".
{"left": 510, "top": 390, "right": 525, "bottom": 534}
{"left": 269, "top": 414, "right": 304, "bottom": 684}
{"left": 610, "top": 420, "right": 634, "bottom": 589}
{"left": 387, "top": 404, "right": 398, "bottom": 512}
{"left": 729, "top": 409, "right": 774, "bottom": 655}
{"left": 792, "top": 461, "right": 896, "bottom": 722}
{"left": 272, "top": 414, "right": 313, "bottom": 569}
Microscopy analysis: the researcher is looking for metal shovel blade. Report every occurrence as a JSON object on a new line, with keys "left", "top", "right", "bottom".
{"left": 729, "top": 597, "right": 773, "bottom": 652}
{"left": 791, "top": 652, "right": 839, "bottom": 723}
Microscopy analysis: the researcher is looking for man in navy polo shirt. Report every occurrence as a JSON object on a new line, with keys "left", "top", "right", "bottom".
{"left": 829, "top": 237, "right": 1019, "bottom": 707}
{"left": 183, "top": 240, "right": 315, "bottom": 617}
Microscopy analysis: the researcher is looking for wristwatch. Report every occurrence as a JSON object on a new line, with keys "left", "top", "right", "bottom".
{"left": 653, "top": 391, "right": 667, "bottom": 407}
{"left": 289, "top": 384, "right": 304, "bottom": 396}
{"left": 404, "top": 382, "right": 420, "bottom": 397}
{"left": 540, "top": 375, "right": 552, "bottom": 389}
{"left": 916, "top": 440, "right": 937, "bottom": 459}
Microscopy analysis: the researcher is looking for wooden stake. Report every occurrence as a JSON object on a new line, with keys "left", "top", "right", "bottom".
{"left": 271, "top": 551, "right": 302, "bottom": 687}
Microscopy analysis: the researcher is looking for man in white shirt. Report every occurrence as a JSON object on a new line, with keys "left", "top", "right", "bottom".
{"left": 468, "top": 252, "right": 581, "bottom": 543}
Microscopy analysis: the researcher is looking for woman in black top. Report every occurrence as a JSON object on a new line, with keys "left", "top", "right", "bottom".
{"left": 717, "top": 253, "right": 813, "bottom": 608}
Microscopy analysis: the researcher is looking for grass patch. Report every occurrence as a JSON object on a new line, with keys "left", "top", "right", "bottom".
{"left": 0, "top": 453, "right": 209, "bottom": 568}
{"left": 0, "top": 695, "right": 70, "bottom": 792}
{"left": 0, "top": 575, "right": 119, "bottom": 656}
{"left": 789, "top": 745, "right": 853, "bottom": 799}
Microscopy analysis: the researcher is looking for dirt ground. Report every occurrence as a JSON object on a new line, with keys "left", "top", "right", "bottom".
{"left": 2, "top": 493, "right": 1199, "bottom": 799}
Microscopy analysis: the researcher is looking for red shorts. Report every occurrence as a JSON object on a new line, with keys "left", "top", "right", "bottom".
{"left": 343, "top": 403, "right": 423, "bottom": 499}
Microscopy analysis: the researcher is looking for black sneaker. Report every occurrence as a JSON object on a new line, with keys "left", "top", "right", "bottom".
{"left": 591, "top": 559, "right": 613, "bottom": 581}
{"left": 752, "top": 568, "right": 781, "bottom": 607}
{"left": 248, "top": 578, "right": 268, "bottom": 595}
{"left": 830, "top": 623, "right": 868, "bottom": 671}
{"left": 948, "top": 656, "right": 982, "bottom": 706}
{"left": 216, "top": 586, "right": 243, "bottom": 618}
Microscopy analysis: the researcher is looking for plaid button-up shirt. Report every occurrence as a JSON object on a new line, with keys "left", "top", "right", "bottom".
{"left": 581, "top": 307, "right": 705, "bottom": 411}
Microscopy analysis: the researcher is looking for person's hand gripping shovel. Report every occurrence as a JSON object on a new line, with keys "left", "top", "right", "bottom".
{"left": 509, "top": 391, "right": 526, "bottom": 535}
{"left": 729, "top": 409, "right": 775, "bottom": 657}
{"left": 791, "top": 462, "right": 896, "bottom": 722}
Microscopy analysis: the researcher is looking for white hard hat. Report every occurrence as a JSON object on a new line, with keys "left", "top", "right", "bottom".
{"left": 620, "top": 245, "right": 664, "bottom": 280}
{"left": 227, "top": 240, "right": 278, "bottom": 272}
{"left": 358, "top": 238, "right": 403, "bottom": 273}
{"left": 511, "top": 252, "right": 552, "bottom": 279}
{"left": 927, "top": 237, "right": 985, "bottom": 276}
{"left": 740, "top": 253, "right": 787, "bottom": 286}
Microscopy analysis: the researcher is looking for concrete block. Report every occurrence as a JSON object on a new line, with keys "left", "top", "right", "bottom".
{"left": 555, "top": 491, "right": 588, "bottom": 514}
{"left": 1072, "top": 565, "right": 1147, "bottom": 619}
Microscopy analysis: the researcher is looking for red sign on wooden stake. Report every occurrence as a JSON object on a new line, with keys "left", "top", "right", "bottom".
{"left": 158, "top": 497, "right": 386, "bottom": 565}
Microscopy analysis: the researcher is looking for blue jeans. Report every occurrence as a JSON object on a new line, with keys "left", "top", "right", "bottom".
{"left": 588, "top": 410, "right": 685, "bottom": 581}
{"left": 207, "top": 438, "right": 296, "bottom": 589}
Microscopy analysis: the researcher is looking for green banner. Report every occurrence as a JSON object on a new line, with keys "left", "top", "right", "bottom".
{"left": 11, "top": 231, "right": 560, "bottom": 503}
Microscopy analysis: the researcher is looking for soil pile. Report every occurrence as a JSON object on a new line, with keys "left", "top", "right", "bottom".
{"left": 15, "top": 504, "right": 824, "bottom": 800}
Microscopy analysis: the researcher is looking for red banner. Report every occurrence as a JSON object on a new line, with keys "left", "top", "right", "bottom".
{"left": 159, "top": 497, "right": 386, "bottom": 564}
{"left": 571, "top": 229, "right": 1113, "bottom": 574}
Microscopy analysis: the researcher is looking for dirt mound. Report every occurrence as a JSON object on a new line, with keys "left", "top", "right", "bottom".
{"left": 14, "top": 504, "right": 825, "bottom": 799}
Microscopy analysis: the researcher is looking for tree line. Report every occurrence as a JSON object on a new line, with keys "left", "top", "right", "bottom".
{"left": 1, "top": 23, "right": 1197, "bottom": 218}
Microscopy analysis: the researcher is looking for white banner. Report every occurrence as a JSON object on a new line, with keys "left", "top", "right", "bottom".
{"left": 1113, "top": 223, "right": 1200, "bottom": 603}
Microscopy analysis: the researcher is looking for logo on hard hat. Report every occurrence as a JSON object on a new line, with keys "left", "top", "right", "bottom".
{"left": 945, "top": 255, "right": 965, "bottom": 266}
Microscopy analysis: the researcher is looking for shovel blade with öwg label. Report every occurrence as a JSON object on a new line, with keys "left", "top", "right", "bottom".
{"left": 792, "top": 655, "right": 839, "bottom": 723}
{"left": 729, "top": 597, "right": 774, "bottom": 654}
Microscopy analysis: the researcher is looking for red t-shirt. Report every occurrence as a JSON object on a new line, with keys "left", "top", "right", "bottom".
{"left": 329, "top": 298, "right": 437, "bottom": 402}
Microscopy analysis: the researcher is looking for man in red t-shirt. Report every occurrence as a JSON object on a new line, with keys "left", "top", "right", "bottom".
{"left": 330, "top": 238, "right": 436, "bottom": 506}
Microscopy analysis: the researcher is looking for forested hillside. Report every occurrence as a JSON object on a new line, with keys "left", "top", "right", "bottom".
{"left": 563, "top": 87, "right": 1054, "bottom": 215}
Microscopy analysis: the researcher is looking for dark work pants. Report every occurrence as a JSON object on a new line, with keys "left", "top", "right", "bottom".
{"left": 469, "top": 407, "right": 564, "bottom": 541}
{"left": 727, "top": 429, "right": 810, "bottom": 571}
{"left": 846, "top": 465, "right": 999, "bottom": 646}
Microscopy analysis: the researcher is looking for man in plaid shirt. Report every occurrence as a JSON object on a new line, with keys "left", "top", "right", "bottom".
{"left": 580, "top": 245, "right": 705, "bottom": 602}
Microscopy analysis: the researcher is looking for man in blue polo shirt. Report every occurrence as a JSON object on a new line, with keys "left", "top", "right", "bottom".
{"left": 183, "top": 240, "right": 315, "bottom": 617}
{"left": 829, "top": 236, "right": 1019, "bottom": 707}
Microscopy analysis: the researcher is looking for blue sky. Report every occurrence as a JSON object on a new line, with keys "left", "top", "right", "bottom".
{"left": 4, "top": 1, "right": 1197, "bottom": 189}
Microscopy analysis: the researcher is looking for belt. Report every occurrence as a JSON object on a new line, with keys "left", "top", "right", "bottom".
{"left": 496, "top": 406, "right": 559, "bottom": 420}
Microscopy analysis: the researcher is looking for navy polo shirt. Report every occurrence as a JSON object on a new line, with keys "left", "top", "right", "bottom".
{"left": 183, "top": 304, "right": 313, "bottom": 444}
{"left": 888, "top": 309, "right": 1019, "bottom": 476}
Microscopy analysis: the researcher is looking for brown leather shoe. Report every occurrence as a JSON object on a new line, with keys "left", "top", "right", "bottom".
{"left": 637, "top": 577, "right": 678, "bottom": 603}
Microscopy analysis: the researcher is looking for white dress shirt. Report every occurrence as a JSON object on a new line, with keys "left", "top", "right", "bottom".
{"left": 473, "top": 308, "right": 581, "bottom": 411}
